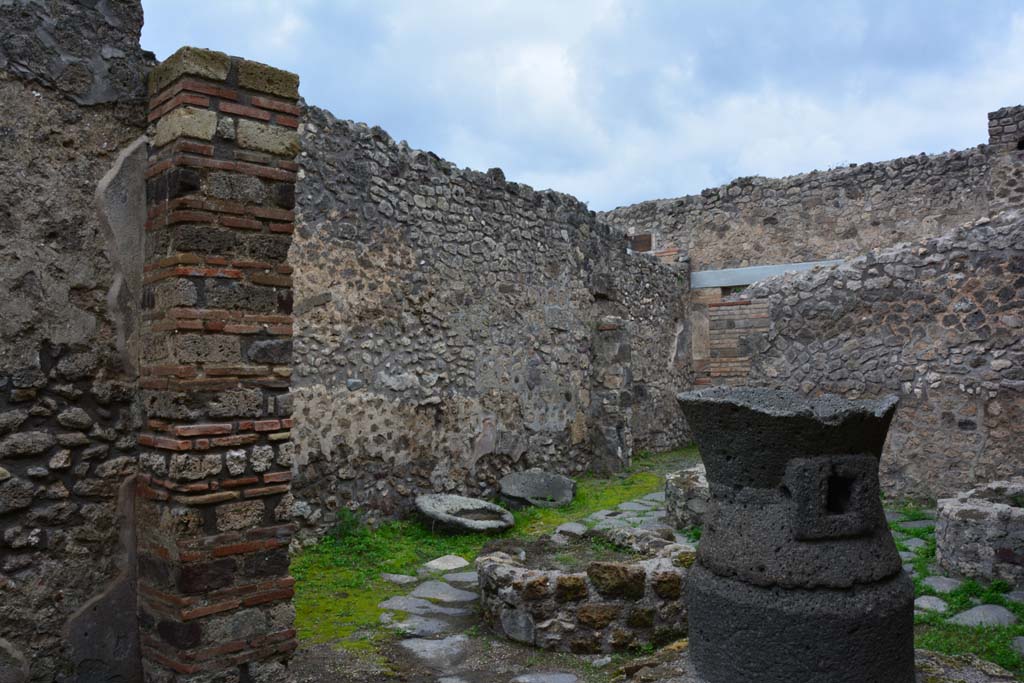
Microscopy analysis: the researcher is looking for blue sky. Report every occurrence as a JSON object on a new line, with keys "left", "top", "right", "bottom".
{"left": 141, "top": 1, "right": 1024, "bottom": 210}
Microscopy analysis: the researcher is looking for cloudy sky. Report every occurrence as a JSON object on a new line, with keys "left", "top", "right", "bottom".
{"left": 141, "top": 1, "right": 1024, "bottom": 210}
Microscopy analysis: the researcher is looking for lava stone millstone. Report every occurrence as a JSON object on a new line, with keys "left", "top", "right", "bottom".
{"left": 676, "top": 387, "right": 914, "bottom": 683}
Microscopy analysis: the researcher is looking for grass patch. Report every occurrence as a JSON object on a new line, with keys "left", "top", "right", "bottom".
{"left": 914, "top": 575, "right": 1024, "bottom": 676}
{"left": 885, "top": 500, "right": 1024, "bottom": 679}
{"left": 291, "top": 446, "right": 699, "bottom": 648}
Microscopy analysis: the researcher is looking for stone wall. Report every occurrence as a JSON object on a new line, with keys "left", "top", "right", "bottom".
{"left": 135, "top": 48, "right": 300, "bottom": 681}
{"left": 0, "top": 1, "right": 151, "bottom": 679}
{"left": 601, "top": 145, "right": 993, "bottom": 272}
{"left": 290, "top": 107, "right": 690, "bottom": 535}
{"left": 736, "top": 211, "right": 1024, "bottom": 500}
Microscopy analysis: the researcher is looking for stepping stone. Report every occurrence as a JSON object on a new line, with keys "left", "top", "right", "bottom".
{"left": 511, "top": 674, "right": 579, "bottom": 683}
{"left": 382, "top": 573, "right": 418, "bottom": 585}
{"left": 1005, "top": 590, "right": 1024, "bottom": 604}
{"left": 949, "top": 605, "right": 1018, "bottom": 627}
{"left": 1012, "top": 637, "right": 1024, "bottom": 657}
{"left": 639, "top": 519, "right": 675, "bottom": 533}
{"left": 898, "top": 520, "right": 935, "bottom": 530}
{"left": 381, "top": 613, "right": 454, "bottom": 637}
{"left": 378, "top": 596, "right": 472, "bottom": 617}
{"left": 411, "top": 580, "right": 477, "bottom": 604}
{"left": 618, "top": 501, "right": 653, "bottom": 512}
{"left": 550, "top": 533, "right": 571, "bottom": 546}
{"left": 903, "top": 564, "right": 916, "bottom": 577}
{"left": 923, "top": 576, "right": 963, "bottom": 594}
{"left": 899, "top": 551, "right": 915, "bottom": 562}
{"left": 555, "top": 522, "right": 587, "bottom": 537}
{"left": 903, "top": 538, "right": 926, "bottom": 551}
{"left": 885, "top": 510, "right": 905, "bottom": 523}
{"left": 423, "top": 555, "right": 470, "bottom": 573}
{"left": 443, "top": 571, "right": 478, "bottom": 586}
{"left": 594, "top": 519, "right": 630, "bottom": 530}
{"left": 915, "top": 596, "right": 949, "bottom": 613}
{"left": 438, "top": 678, "right": 471, "bottom": 683}
{"left": 644, "top": 492, "right": 666, "bottom": 503}
{"left": 398, "top": 635, "right": 468, "bottom": 669}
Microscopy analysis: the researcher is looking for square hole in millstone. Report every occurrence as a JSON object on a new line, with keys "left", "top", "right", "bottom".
{"left": 826, "top": 474, "right": 856, "bottom": 515}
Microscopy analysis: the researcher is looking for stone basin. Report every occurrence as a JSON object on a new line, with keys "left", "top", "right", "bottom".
{"left": 937, "top": 477, "right": 1024, "bottom": 588}
{"left": 476, "top": 526, "right": 693, "bottom": 653}
{"left": 499, "top": 469, "right": 576, "bottom": 509}
{"left": 415, "top": 494, "right": 515, "bottom": 534}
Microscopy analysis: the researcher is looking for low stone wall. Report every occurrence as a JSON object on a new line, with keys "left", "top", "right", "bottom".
{"left": 937, "top": 478, "right": 1024, "bottom": 588}
{"left": 476, "top": 527, "right": 692, "bottom": 653}
{"left": 289, "top": 107, "right": 691, "bottom": 534}
{"left": 738, "top": 211, "right": 1024, "bottom": 500}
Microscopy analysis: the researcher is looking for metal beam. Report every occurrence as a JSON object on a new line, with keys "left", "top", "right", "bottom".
{"left": 690, "top": 259, "right": 844, "bottom": 289}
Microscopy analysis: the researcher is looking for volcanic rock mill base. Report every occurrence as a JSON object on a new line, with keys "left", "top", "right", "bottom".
{"left": 677, "top": 387, "right": 916, "bottom": 683}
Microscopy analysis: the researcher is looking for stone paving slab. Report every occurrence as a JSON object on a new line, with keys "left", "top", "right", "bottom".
{"left": 510, "top": 674, "right": 579, "bottom": 683}
{"left": 381, "top": 613, "right": 456, "bottom": 637}
{"left": 397, "top": 635, "right": 469, "bottom": 669}
{"left": 411, "top": 580, "right": 478, "bottom": 604}
{"left": 422, "top": 555, "right": 471, "bottom": 572}
{"left": 382, "top": 573, "right": 419, "bottom": 585}
{"left": 949, "top": 605, "right": 1019, "bottom": 627}
{"left": 378, "top": 595, "right": 473, "bottom": 617}
{"left": 923, "top": 576, "right": 963, "bottom": 594}
{"left": 915, "top": 596, "right": 949, "bottom": 613}
{"left": 443, "top": 571, "right": 479, "bottom": 586}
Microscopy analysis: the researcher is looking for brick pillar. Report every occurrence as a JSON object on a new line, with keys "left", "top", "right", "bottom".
{"left": 135, "top": 47, "right": 299, "bottom": 682}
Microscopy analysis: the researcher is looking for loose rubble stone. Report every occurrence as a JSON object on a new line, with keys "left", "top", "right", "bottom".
{"left": 499, "top": 469, "right": 576, "bottom": 509}
{"left": 949, "top": 605, "right": 1018, "bottom": 627}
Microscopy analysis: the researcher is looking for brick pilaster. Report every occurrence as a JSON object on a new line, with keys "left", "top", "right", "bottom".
{"left": 136, "top": 47, "right": 299, "bottom": 682}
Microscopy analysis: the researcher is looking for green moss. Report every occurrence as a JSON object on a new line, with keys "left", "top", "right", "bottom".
{"left": 290, "top": 446, "right": 699, "bottom": 650}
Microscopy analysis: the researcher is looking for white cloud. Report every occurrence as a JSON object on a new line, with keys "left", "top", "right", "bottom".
{"left": 140, "top": 1, "right": 1024, "bottom": 209}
